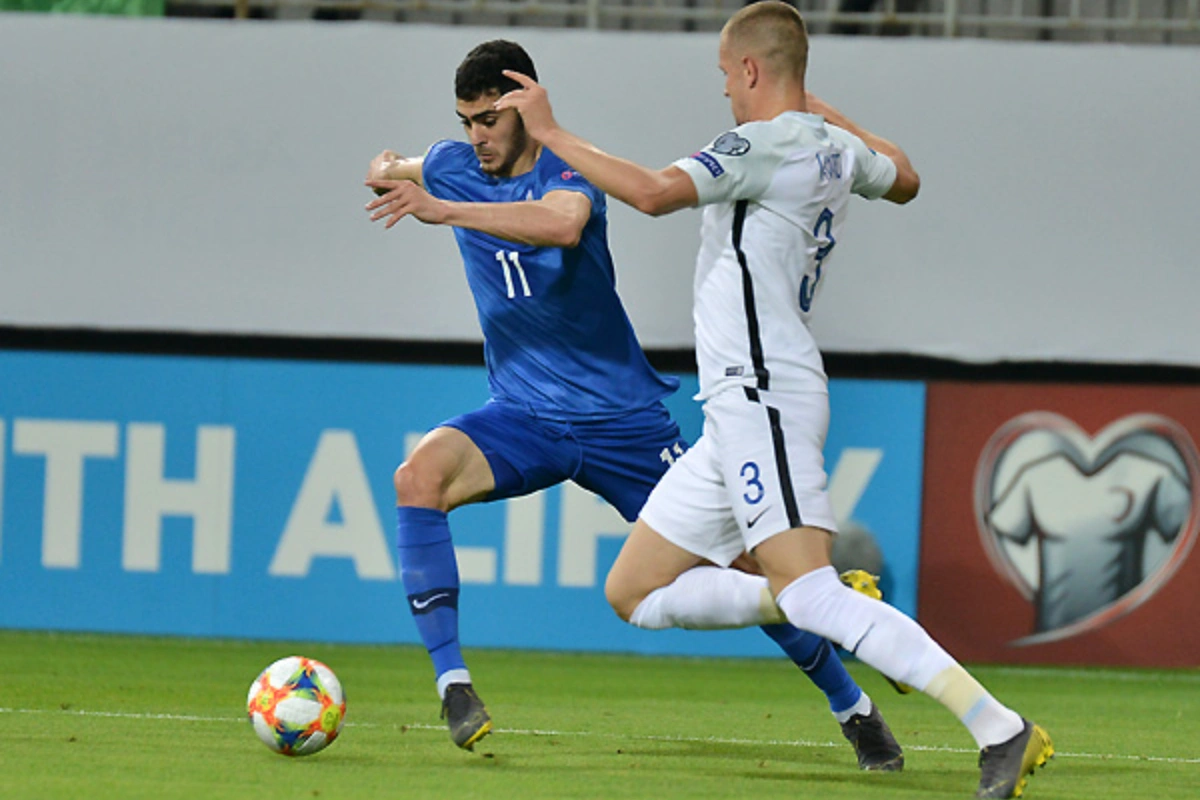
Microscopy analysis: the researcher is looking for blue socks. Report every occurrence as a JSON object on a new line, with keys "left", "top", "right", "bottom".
{"left": 760, "top": 623, "right": 862, "bottom": 714}
{"left": 397, "top": 506, "right": 467, "bottom": 693}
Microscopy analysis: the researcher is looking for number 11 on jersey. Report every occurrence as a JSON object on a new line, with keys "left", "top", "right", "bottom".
{"left": 660, "top": 442, "right": 686, "bottom": 466}
{"left": 495, "top": 250, "right": 532, "bottom": 299}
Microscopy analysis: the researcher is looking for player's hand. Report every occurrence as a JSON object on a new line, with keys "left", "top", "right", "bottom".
{"left": 367, "top": 150, "right": 402, "bottom": 181}
{"left": 366, "top": 150, "right": 405, "bottom": 196}
{"left": 364, "top": 181, "right": 447, "bottom": 228}
{"left": 495, "top": 70, "right": 558, "bottom": 142}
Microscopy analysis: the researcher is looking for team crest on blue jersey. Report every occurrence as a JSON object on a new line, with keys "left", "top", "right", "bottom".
{"left": 561, "top": 170, "right": 578, "bottom": 180}
{"left": 711, "top": 132, "right": 751, "bottom": 156}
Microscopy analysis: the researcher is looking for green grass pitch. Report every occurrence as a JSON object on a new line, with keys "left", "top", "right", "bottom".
{"left": 2, "top": 630, "right": 1197, "bottom": 799}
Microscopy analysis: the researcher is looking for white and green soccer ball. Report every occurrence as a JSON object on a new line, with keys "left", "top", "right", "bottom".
{"left": 246, "top": 656, "right": 346, "bottom": 756}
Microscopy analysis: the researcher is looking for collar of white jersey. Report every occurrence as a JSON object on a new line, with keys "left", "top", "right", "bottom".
{"left": 776, "top": 110, "right": 826, "bottom": 126}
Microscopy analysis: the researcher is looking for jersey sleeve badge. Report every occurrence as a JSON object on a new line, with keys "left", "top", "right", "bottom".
{"left": 690, "top": 151, "right": 725, "bottom": 178}
{"left": 711, "top": 132, "right": 751, "bottom": 156}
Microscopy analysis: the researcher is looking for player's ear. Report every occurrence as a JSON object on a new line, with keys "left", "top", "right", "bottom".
{"left": 744, "top": 55, "right": 759, "bottom": 89}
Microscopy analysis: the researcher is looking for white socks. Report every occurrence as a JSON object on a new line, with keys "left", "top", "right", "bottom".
{"left": 436, "top": 669, "right": 472, "bottom": 700}
{"left": 775, "top": 566, "right": 1024, "bottom": 748}
{"left": 925, "top": 664, "right": 1026, "bottom": 748}
{"left": 629, "top": 566, "right": 786, "bottom": 630}
{"left": 628, "top": 563, "right": 1025, "bottom": 749}
{"left": 833, "top": 691, "right": 874, "bottom": 724}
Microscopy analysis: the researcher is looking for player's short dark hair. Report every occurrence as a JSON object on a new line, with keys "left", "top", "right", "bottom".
{"left": 455, "top": 40, "right": 538, "bottom": 101}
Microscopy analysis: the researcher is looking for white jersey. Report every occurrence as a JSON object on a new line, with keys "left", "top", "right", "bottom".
{"left": 673, "top": 111, "right": 897, "bottom": 400}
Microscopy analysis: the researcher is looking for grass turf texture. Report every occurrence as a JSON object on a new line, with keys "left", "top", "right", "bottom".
{"left": 2, "top": 630, "right": 1196, "bottom": 799}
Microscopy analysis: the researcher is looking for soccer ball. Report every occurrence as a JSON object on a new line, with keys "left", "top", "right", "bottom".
{"left": 246, "top": 656, "right": 346, "bottom": 756}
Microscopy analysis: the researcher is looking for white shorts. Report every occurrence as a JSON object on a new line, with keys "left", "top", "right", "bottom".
{"left": 640, "top": 387, "right": 838, "bottom": 567}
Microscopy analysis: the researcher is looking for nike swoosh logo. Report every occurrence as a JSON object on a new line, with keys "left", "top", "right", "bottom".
{"left": 747, "top": 507, "right": 771, "bottom": 528}
{"left": 411, "top": 592, "right": 451, "bottom": 610}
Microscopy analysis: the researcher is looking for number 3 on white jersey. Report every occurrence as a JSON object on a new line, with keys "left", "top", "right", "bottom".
{"left": 495, "top": 250, "right": 532, "bottom": 299}
{"left": 799, "top": 207, "right": 835, "bottom": 312}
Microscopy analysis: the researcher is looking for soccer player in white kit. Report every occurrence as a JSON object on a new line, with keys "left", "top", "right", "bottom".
{"left": 497, "top": 3, "right": 1055, "bottom": 797}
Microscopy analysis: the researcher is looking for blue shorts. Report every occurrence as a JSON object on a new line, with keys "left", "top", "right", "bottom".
{"left": 441, "top": 400, "right": 687, "bottom": 522}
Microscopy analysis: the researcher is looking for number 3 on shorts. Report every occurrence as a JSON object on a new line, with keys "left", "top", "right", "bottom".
{"left": 741, "top": 461, "right": 764, "bottom": 505}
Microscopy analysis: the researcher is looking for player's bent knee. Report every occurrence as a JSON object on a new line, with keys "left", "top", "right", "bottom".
{"left": 609, "top": 596, "right": 640, "bottom": 624}
{"left": 604, "top": 572, "right": 643, "bottom": 623}
{"left": 392, "top": 459, "right": 448, "bottom": 510}
{"left": 602, "top": 573, "right": 628, "bottom": 619}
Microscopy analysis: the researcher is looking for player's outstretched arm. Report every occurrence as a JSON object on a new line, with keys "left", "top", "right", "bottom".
{"left": 438, "top": 190, "right": 592, "bottom": 248}
{"left": 495, "top": 71, "right": 698, "bottom": 217}
{"left": 364, "top": 180, "right": 591, "bottom": 248}
{"left": 806, "top": 93, "right": 920, "bottom": 205}
{"left": 366, "top": 149, "right": 424, "bottom": 196}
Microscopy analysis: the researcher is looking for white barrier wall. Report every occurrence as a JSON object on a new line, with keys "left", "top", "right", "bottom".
{"left": 2, "top": 16, "right": 1198, "bottom": 365}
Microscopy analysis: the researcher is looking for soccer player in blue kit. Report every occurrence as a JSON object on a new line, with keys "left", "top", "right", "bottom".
{"left": 363, "top": 39, "right": 903, "bottom": 767}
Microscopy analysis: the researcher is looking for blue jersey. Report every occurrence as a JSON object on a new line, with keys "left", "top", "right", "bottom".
{"left": 422, "top": 140, "right": 678, "bottom": 421}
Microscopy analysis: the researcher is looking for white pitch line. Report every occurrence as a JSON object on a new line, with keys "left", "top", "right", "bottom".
{"left": 1, "top": 708, "right": 233, "bottom": 723}
{"left": 4, "top": 707, "right": 1198, "bottom": 765}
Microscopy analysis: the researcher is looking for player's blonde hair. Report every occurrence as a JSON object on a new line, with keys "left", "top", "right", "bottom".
{"left": 721, "top": 1, "right": 809, "bottom": 83}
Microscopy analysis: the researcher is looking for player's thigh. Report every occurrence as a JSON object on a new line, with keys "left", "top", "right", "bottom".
{"left": 605, "top": 517, "right": 707, "bottom": 615}
{"left": 397, "top": 426, "right": 496, "bottom": 510}
{"left": 752, "top": 526, "right": 836, "bottom": 596}
{"left": 572, "top": 403, "right": 688, "bottom": 521}
{"left": 441, "top": 401, "right": 578, "bottom": 504}
{"left": 638, "top": 433, "right": 746, "bottom": 568}
{"left": 707, "top": 388, "right": 837, "bottom": 552}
